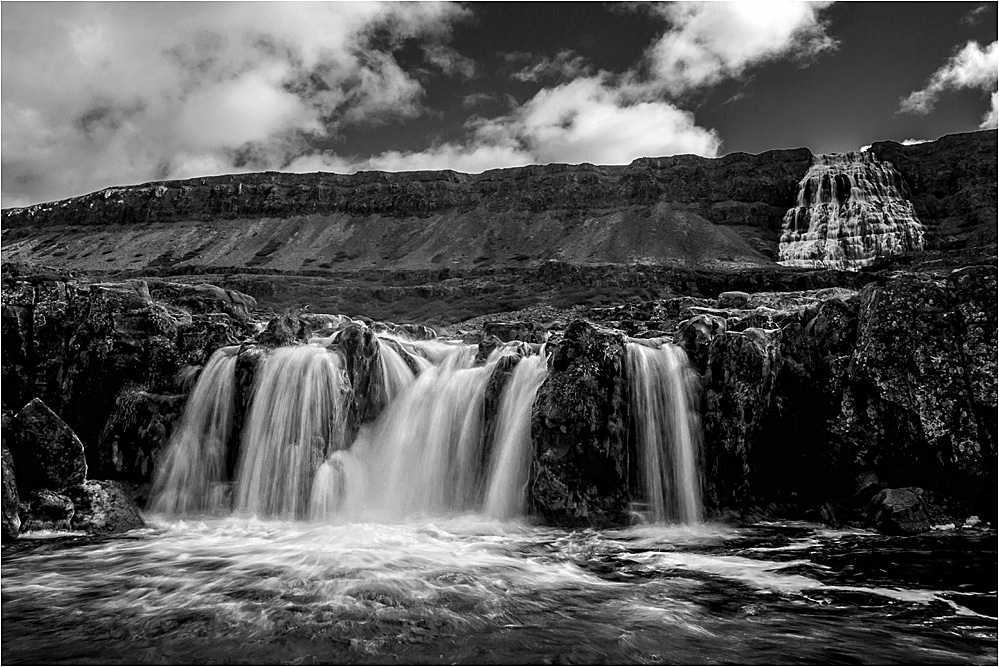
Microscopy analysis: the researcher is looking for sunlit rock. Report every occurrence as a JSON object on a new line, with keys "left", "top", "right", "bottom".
{"left": 779, "top": 152, "right": 925, "bottom": 269}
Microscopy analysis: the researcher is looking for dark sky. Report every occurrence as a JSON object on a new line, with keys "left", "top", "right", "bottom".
{"left": 2, "top": 2, "right": 996, "bottom": 207}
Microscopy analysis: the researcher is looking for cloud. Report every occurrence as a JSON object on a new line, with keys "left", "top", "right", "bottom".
{"left": 2, "top": 1, "right": 838, "bottom": 206}
{"left": 961, "top": 3, "right": 992, "bottom": 26}
{"left": 510, "top": 50, "right": 593, "bottom": 83}
{"left": 638, "top": 1, "right": 838, "bottom": 95}
{"left": 1, "top": 2, "right": 471, "bottom": 205}
{"left": 899, "top": 40, "right": 999, "bottom": 129}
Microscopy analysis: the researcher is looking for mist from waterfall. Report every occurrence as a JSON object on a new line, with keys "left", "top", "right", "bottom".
{"left": 626, "top": 342, "right": 703, "bottom": 524}
{"left": 149, "top": 347, "right": 238, "bottom": 515}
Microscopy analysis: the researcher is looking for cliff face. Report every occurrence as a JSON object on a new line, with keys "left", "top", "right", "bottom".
{"left": 0, "top": 149, "right": 811, "bottom": 273}
{"left": 869, "top": 131, "right": 997, "bottom": 252}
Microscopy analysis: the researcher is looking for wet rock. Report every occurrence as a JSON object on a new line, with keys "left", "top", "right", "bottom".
{"left": 10, "top": 398, "right": 88, "bottom": 493}
{"left": 530, "top": 320, "right": 630, "bottom": 527}
{"left": 255, "top": 311, "right": 312, "bottom": 347}
{"left": 98, "top": 389, "right": 187, "bottom": 482}
{"left": 2, "top": 445, "right": 20, "bottom": 541}
{"left": 395, "top": 323, "right": 437, "bottom": 341}
{"left": 717, "top": 291, "right": 750, "bottom": 309}
{"left": 868, "top": 487, "right": 930, "bottom": 535}
{"left": 702, "top": 328, "right": 782, "bottom": 507}
{"left": 481, "top": 321, "right": 548, "bottom": 344}
{"left": 20, "top": 489, "right": 75, "bottom": 531}
{"left": 66, "top": 480, "right": 145, "bottom": 534}
{"left": 337, "top": 323, "right": 382, "bottom": 427}
{"left": 674, "top": 314, "right": 726, "bottom": 375}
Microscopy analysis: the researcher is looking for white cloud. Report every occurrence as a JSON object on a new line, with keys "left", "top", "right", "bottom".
{"left": 900, "top": 40, "right": 999, "bottom": 129}
{"left": 901, "top": 138, "right": 931, "bottom": 146}
{"left": 511, "top": 50, "right": 593, "bottom": 83}
{"left": 640, "top": 1, "right": 838, "bottom": 95}
{"left": 1, "top": 2, "right": 471, "bottom": 205}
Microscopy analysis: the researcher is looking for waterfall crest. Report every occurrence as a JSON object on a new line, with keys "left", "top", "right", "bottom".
{"left": 778, "top": 152, "right": 925, "bottom": 269}
{"left": 150, "top": 347, "right": 238, "bottom": 515}
{"left": 626, "top": 342, "right": 703, "bottom": 524}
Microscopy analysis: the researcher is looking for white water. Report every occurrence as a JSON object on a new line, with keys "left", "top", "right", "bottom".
{"left": 235, "top": 345, "right": 349, "bottom": 519}
{"left": 149, "top": 347, "right": 238, "bottom": 515}
{"left": 484, "top": 354, "right": 549, "bottom": 520}
{"left": 626, "top": 343, "right": 703, "bottom": 524}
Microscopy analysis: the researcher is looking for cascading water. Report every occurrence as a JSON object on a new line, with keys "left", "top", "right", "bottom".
{"left": 778, "top": 151, "right": 925, "bottom": 269}
{"left": 149, "top": 347, "right": 238, "bottom": 514}
{"left": 328, "top": 345, "right": 500, "bottom": 520}
{"left": 626, "top": 342, "right": 703, "bottom": 524}
{"left": 483, "top": 354, "right": 548, "bottom": 520}
{"left": 234, "top": 345, "right": 349, "bottom": 518}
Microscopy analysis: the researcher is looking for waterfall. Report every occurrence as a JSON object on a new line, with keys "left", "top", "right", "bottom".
{"left": 778, "top": 152, "right": 925, "bottom": 269}
{"left": 149, "top": 347, "right": 238, "bottom": 515}
{"left": 339, "top": 345, "right": 496, "bottom": 519}
{"left": 377, "top": 337, "right": 418, "bottom": 404}
{"left": 234, "top": 345, "right": 349, "bottom": 519}
{"left": 483, "top": 354, "right": 548, "bottom": 520}
{"left": 626, "top": 343, "right": 703, "bottom": 524}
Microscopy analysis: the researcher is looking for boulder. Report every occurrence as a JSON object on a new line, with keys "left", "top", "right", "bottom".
{"left": 19, "top": 489, "right": 75, "bottom": 531}
{"left": 530, "top": 320, "right": 630, "bottom": 527}
{"left": 717, "top": 291, "right": 751, "bottom": 309}
{"left": 337, "top": 323, "right": 382, "bottom": 427}
{"left": 868, "top": 487, "right": 930, "bottom": 535}
{"left": 97, "top": 389, "right": 186, "bottom": 482}
{"left": 2, "top": 445, "right": 20, "bottom": 541}
{"left": 10, "top": 398, "right": 88, "bottom": 493}
{"left": 66, "top": 480, "right": 145, "bottom": 534}
{"left": 674, "top": 314, "right": 726, "bottom": 375}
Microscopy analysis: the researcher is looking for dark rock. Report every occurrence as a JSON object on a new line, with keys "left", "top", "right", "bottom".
{"left": 395, "top": 323, "right": 437, "bottom": 341}
{"left": 530, "top": 320, "right": 630, "bottom": 527}
{"left": 868, "top": 487, "right": 931, "bottom": 535}
{"left": 819, "top": 501, "right": 843, "bottom": 528}
{"left": 10, "top": 398, "right": 88, "bottom": 493}
{"left": 717, "top": 291, "right": 751, "bottom": 309}
{"left": 833, "top": 271, "right": 991, "bottom": 489}
{"left": 337, "top": 323, "right": 382, "bottom": 429}
{"left": 482, "top": 321, "right": 548, "bottom": 344}
{"left": 20, "top": 489, "right": 75, "bottom": 531}
{"left": 674, "top": 314, "right": 727, "bottom": 375}
{"left": 2, "top": 445, "right": 20, "bottom": 541}
{"left": 255, "top": 311, "right": 312, "bottom": 347}
{"left": 66, "top": 480, "right": 146, "bottom": 534}
{"left": 702, "top": 328, "right": 782, "bottom": 507}
{"left": 98, "top": 389, "right": 186, "bottom": 482}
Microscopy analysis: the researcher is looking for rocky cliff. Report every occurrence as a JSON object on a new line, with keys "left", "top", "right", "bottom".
{"left": 2, "top": 132, "right": 994, "bottom": 282}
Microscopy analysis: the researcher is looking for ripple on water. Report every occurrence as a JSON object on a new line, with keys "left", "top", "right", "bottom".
{"left": 2, "top": 518, "right": 995, "bottom": 665}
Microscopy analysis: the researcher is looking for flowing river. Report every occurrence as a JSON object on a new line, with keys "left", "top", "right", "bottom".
{"left": 2, "top": 518, "right": 995, "bottom": 665}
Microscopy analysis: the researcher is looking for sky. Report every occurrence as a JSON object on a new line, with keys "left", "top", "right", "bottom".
{"left": 2, "top": 1, "right": 997, "bottom": 208}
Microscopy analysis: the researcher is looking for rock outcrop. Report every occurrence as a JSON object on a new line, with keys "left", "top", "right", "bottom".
{"left": 2, "top": 444, "right": 21, "bottom": 541}
{"left": 868, "top": 487, "right": 931, "bottom": 535}
{"left": 529, "top": 320, "right": 630, "bottom": 527}
{"left": 66, "top": 480, "right": 146, "bottom": 534}
{"left": 1, "top": 273, "right": 255, "bottom": 477}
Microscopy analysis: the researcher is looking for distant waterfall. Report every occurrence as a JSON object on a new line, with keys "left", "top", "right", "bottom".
{"left": 778, "top": 152, "right": 924, "bottom": 269}
{"left": 626, "top": 343, "right": 703, "bottom": 524}
{"left": 483, "top": 354, "right": 548, "bottom": 520}
{"left": 149, "top": 347, "right": 238, "bottom": 514}
{"left": 234, "top": 345, "right": 349, "bottom": 518}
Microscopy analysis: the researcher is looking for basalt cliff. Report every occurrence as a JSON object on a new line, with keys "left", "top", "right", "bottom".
{"left": 0, "top": 130, "right": 996, "bottom": 540}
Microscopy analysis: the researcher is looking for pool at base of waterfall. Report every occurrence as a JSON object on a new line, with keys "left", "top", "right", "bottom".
{"left": 2, "top": 518, "right": 995, "bottom": 665}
